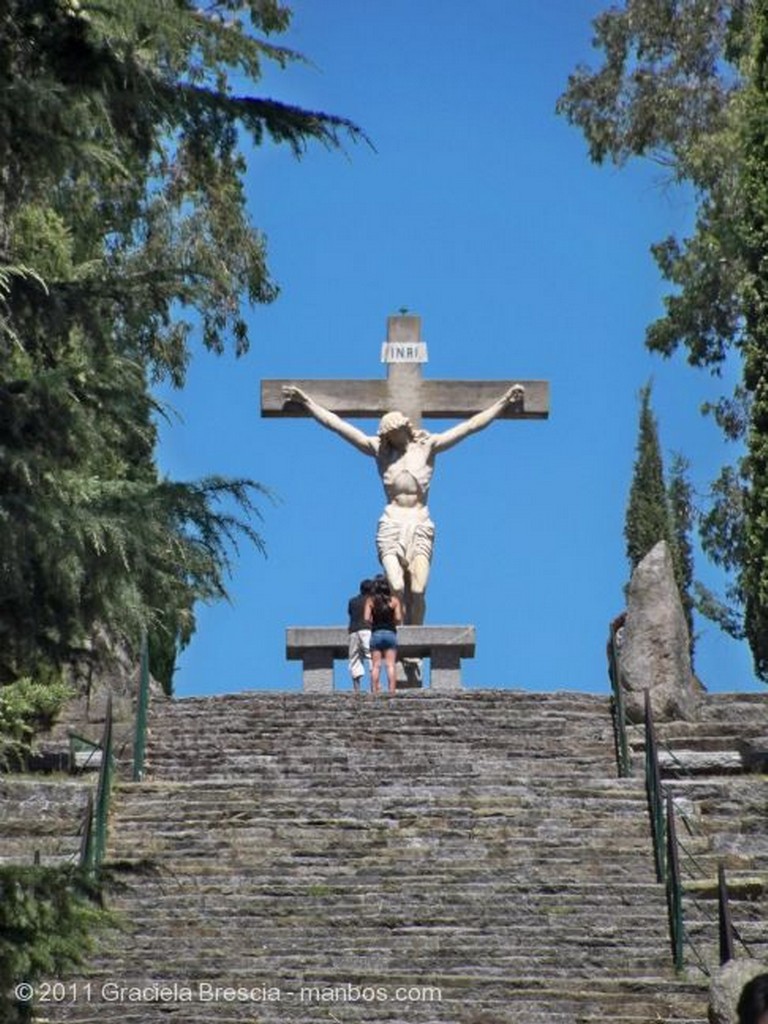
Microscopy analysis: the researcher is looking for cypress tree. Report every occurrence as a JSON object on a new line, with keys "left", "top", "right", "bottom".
{"left": 667, "top": 452, "right": 696, "bottom": 656}
{"left": 624, "top": 385, "right": 696, "bottom": 656}
{"left": 625, "top": 384, "right": 673, "bottom": 570}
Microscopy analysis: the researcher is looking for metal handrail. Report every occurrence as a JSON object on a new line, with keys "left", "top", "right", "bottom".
{"left": 92, "top": 695, "right": 114, "bottom": 870}
{"left": 607, "top": 624, "right": 631, "bottom": 778}
{"left": 643, "top": 693, "right": 687, "bottom": 970}
{"left": 644, "top": 692, "right": 666, "bottom": 884}
{"left": 78, "top": 791, "right": 94, "bottom": 870}
{"left": 718, "top": 863, "right": 735, "bottom": 964}
{"left": 666, "top": 790, "right": 684, "bottom": 970}
{"left": 69, "top": 733, "right": 102, "bottom": 774}
{"left": 133, "top": 632, "right": 150, "bottom": 782}
{"left": 76, "top": 634, "right": 149, "bottom": 872}
{"left": 642, "top": 691, "right": 762, "bottom": 973}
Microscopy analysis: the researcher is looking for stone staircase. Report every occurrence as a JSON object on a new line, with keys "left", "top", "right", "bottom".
{"left": 0, "top": 776, "right": 92, "bottom": 868}
{"left": 627, "top": 693, "right": 768, "bottom": 973}
{"left": 36, "top": 690, "right": 721, "bottom": 1024}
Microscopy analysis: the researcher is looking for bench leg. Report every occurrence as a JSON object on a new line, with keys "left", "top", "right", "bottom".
{"left": 301, "top": 651, "right": 335, "bottom": 693}
{"left": 430, "top": 650, "right": 463, "bottom": 691}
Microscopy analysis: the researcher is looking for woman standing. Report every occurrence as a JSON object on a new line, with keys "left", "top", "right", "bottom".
{"left": 364, "top": 578, "right": 403, "bottom": 695}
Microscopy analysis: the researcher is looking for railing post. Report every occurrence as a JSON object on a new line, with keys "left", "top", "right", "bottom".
{"left": 665, "top": 791, "right": 684, "bottom": 970}
{"left": 718, "top": 863, "right": 735, "bottom": 965}
{"left": 133, "top": 632, "right": 150, "bottom": 782}
{"left": 93, "top": 695, "right": 114, "bottom": 869}
{"left": 644, "top": 691, "right": 666, "bottom": 883}
{"left": 608, "top": 624, "right": 631, "bottom": 777}
{"left": 78, "top": 791, "right": 94, "bottom": 872}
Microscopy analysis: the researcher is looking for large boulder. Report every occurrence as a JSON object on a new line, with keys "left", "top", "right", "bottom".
{"left": 618, "top": 540, "right": 700, "bottom": 723}
{"left": 709, "top": 958, "right": 768, "bottom": 1024}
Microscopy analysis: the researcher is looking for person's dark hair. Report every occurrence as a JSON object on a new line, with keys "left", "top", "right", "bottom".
{"left": 738, "top": 974, "right": 768, "bottom": 1024}
{"left": 372, "top": 576, "right": 392, "bottom": 618}
{"left": 360, "top": 579, "right": 375, "bottom": 595}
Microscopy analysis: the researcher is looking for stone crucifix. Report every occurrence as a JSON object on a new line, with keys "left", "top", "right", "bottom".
{"left": 261, "top": 313, "right": 549, "bottom": 624}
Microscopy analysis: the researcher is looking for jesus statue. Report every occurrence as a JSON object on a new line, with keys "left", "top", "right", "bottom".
{"left": 281, "top": 382, "right": 524, "bottom": 625}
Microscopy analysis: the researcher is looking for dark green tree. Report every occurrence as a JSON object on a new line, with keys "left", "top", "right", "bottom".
{"left": 667, "top": 452, "right": 696, "bottom": 651}
{"left": 556, "top": 0, "right": 746, "bottom": 378}
{"left": 738, "top": 0, "right": 768, "bottom": 677}
{"left": 625, "top": 385, "right": 696, "bottom": 655}
{"left": 0, "top": 1, "right": 363, "bottom": 687}
{"left": 0, "top": 865, "right": 108, "bottom": 1024}
{"left": 558, "top": 0, "right": 768, "bottom": 679}
{"left": 625, "top": 384, "right": 673, "bottom": 569}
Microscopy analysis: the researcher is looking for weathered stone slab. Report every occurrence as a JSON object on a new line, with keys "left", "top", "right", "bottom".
{"left": 658, "top": 749, "right": 745, "bottom": 776}
{"left": 286, "top": 625, "right": 475, "bottom": 692}
{"left": 709, "top": 958, "right": 768, "bottom": 1024}
{"left": 739, "top": 735, "right": 768, "bottom": 772}
{"left": 618, "top": 540, "right": 700, "bottom": 722}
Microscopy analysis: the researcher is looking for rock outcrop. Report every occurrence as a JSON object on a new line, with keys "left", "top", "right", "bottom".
{"left": 709, "top": 958, "right": 768, "bottom": 1024}
{"left": 618, "top": 540, "right": 699, "bottom": 722}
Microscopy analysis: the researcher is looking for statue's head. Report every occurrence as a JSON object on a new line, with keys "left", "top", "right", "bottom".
{"left": 377, "top": 410, "right": 414, "bottom": 444}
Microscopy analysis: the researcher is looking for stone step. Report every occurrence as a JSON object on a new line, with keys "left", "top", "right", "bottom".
{"left": 34, "top": 687, "right": 768, "bottom": 1024}
{"left": 36, "top": 973, "right": 710, "bottom": 1024}
{"left": 84, "top": 936, "right": 678, "bottom": 963}
{"left": 110, "top": 810, "right": 657, "bottom": 834}
{"left": 0, "top": 776, "right": 92, "bottom": 867}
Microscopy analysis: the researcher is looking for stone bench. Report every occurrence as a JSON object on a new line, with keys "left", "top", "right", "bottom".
{"left": 286, "top": 625, "right": 476, "bottom": 693}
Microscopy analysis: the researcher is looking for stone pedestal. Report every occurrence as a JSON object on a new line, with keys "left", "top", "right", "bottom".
{"left": 286, "top": 625, "right": 476, "bottom": 692}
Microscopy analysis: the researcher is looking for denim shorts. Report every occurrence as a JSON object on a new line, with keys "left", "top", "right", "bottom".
{"left": 370, "top": 629, "right": 397, "bottom": 652}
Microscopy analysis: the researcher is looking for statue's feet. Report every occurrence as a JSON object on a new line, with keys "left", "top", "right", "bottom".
{"left": 402, "top": 658, "right": 422, "bottom": 688}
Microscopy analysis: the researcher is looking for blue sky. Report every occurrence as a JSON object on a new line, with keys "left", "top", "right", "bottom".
{"left": 155, "top": 0, "right": 762, "bottom": 697}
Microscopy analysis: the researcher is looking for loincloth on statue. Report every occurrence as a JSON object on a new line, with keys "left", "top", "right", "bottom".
{"left": 376, "top": 504, "right": 435, "bottom": 569}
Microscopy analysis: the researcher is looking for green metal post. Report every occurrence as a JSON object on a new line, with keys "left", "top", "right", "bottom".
{"left": 644, "top": 691, "right": 666, "bottom": 884}
{"left": 79, "top": 792, "right": 94, "bottom": 871}
{"left": 665, "top": 791, "right": 684, "bottom": 970}
{"left": 608, "top": 626, "right": 631, "bottom": 777}
{"left": 93, "top": 695, "right": 113, "bottom": 869}
{"left": 718, "top": 863, "right": 735, "bottom": 965}
{"left": 133, "top": 632, "right": 150, "bottom": 782}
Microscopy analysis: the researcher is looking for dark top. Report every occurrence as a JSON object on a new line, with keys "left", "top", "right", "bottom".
{"left": 370, "top": 597, "right": 397, "bottom": 632}
{"left": 347, "top": 594, "right": 370, "bottom": 633}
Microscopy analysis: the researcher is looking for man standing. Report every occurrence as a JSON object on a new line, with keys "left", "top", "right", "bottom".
{"left": 347, "top": 579, "right": 374, "bottom": 692}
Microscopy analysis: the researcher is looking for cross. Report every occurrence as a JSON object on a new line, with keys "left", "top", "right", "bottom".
{"left": 261, "top": 313, "right": 549, "bottom": 427}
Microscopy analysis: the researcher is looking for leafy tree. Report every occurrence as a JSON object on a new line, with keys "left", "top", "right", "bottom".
{"left": 667, "top": 451, "right": 696, "bottom": 652}
{"left": 558, "top": 0, "right": 768, "bottom": 679}
{"left": 0, "top": 674, "right": 73, "bottom": 768}
{"left": 625, "top": 384, "right": 672, "bottom": 570}
{"left": 696, "top": 464, "right": 748, "bottom": 636}
{"left": 0, "top": 0, "right": 365, "bottom": 378}
{"left": 0, "top": 1, "right": 363, "bottom": 686}
{"left": 556, "top": 0, "right": 746, "bottom": 380}
{"left": 0, "top": 865, "right": 108, "bottom": 1024}
{"left": 738, "top": 0, "right": 768, "bottom": 677}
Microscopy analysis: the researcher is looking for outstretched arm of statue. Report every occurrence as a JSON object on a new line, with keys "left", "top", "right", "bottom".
{"left": 281, "top": 385, "right": 376, "bottom": 456}
{"left": 431, "top": 384, "right": 525, "bottom": 453}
